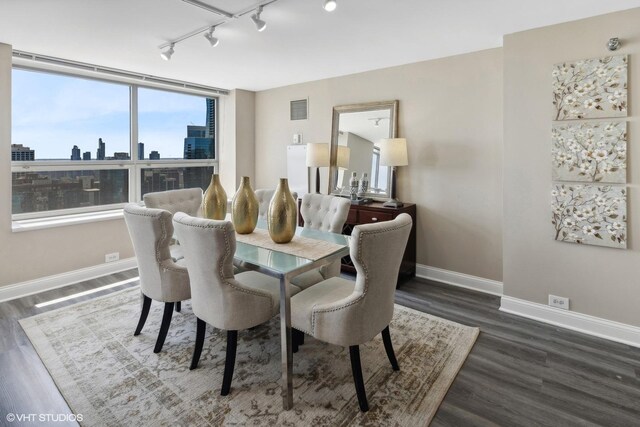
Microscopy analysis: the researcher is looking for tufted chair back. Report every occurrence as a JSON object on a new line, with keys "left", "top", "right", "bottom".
{"left": 123, "top": 203, "right": 190, "bottom": 302}
{"left": 312, "top": 213, "right": 412, "bottom": 347}
{"left": 300, "top": 193, "right": 350, "bottom": 233}
{"left": 255, "top": 188, "right": 298, "bottom": 220}
{"left": 143, "top": 188, "right": 203, "bottom": 217}
{"left": 172, "top": 213, "right": 276, "bottom": 331}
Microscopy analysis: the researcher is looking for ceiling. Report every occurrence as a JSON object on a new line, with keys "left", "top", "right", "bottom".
{"left": 1, "top": 0, "right": 639, "bottom": 91}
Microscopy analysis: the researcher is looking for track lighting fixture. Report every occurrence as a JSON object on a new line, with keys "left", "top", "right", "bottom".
{"left": 160, "top": 43, "right": 175, "bottom": 61}
{"left": 204, "top": 27, "right": 219, "bottom": 47}
{"left": 251, "top": 6, "right": 267, "bottom": 32}
{"left": 323, "top": 0, "right": 337, "bottom": 12}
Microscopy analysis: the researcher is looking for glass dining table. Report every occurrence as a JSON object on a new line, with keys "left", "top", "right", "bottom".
{"left": 233, "top": 220, "right": 350, "bottom": 410}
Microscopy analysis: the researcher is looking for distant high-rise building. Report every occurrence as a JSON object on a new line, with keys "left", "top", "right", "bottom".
{"left": 96, "top": 138, "right": 105, "bottom": 160}
{"left": 11, "top": 144, "right": 35, "bottom": 161}
{"left": 138, "top": 142, "right": 144, "bottom": 160}
{"left": 111, "top": 152, "right": 130, "bottom": 160}
{"left": 83, "top": 151, "right": 91, "bottom": 160}
{"left": 206, "top": 98, "right": 215, "bottom": 138}
{"left": 149, "top": 151, "right": 160, "bottom": 160}
{"left": 71, "top": 145, "right": 81, "bottom": 160}
{"left": 184, "top": 125, "right": 213, "bottom": 159}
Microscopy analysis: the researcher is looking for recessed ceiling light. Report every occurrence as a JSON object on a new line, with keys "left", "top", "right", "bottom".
{"left": 323, "top": 0, "right": 337, "bottom": 12}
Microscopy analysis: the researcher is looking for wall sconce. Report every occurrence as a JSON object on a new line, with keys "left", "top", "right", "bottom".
{"left": 607, "top": 37, "right": 621, "bottom": 51}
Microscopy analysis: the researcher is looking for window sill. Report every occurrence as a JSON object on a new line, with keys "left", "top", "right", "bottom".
{"left": 12, "top": 209, "right": 124, "bottom": 233}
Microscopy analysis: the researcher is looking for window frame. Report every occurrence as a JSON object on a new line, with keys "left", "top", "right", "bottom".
{"left": 10, "top": 65, "right": 220, "bottom": 221}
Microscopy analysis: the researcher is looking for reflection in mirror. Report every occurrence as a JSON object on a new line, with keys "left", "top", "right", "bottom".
{"left": 329, "top": 101, "right": 398, "bottom": 198}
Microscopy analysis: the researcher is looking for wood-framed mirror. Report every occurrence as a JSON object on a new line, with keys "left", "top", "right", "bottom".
{"left": 329, "top": 100, "right": 398, "bottom": 198}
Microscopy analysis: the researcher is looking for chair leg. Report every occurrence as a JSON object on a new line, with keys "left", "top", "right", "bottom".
{"left": 221, "top": 330, "right": 238, "bottom": 396}
{"left": 382, "top": 326, "right": 400, "bottom": 371}
{"left": 153, "top": 302, "right": 174, "bottom": 354}
{"left": 190, "top": 318, "right": 206, "bottom": 370}
{"left": 175, "top": 301, "right": 181, "bottom": 312}
{"left": 349, "top": 345, "right": 369, "bottom": 412}
{"left": 292, "top": 329, "right": 301, "bottom": 353}
{"left": 134, "top": 295, "right": 152, "bottom": 336}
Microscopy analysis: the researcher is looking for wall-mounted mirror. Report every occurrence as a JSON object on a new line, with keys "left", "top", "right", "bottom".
{"left": 329, "top": 100, "right": 398, "bottom": 198}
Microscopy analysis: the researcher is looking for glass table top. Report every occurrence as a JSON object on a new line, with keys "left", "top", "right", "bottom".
{"left": 234, "top": 219, "right": 350, "bottom": 275}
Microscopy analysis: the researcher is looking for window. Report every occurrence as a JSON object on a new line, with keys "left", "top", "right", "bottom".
{"left": 11, "top": 68, "right": 218, "bottom": 220}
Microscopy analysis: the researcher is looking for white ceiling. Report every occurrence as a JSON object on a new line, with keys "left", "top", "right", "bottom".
{"left": 1, "top": 0, "right": 639, "bottom": 91}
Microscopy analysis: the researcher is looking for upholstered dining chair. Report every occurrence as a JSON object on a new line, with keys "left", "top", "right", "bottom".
{"left": 143, "top": 188, "right": 204, "bottom": 261}
{"left": 172, "top": 212, "right": 303, "bottom": 396}
{"left": 290, "top": 213, "right": 412, "bottom": 412}
{"left": 123, "top": 203, "right": 191, "bottom": 354}
{"left": 255, "top": 188, "right": 298, "bottom": 220}
{"left": 290, "top": 193, "right": 350, "bottom": 290}
{"left": 143, "top": 187, "right": 203, "bottom": 216}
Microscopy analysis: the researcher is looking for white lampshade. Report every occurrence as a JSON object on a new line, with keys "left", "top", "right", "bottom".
{"left": 337, "top": 146, "right": 350, "bottom": 169}
{"left": 306, "top": 143, "right": 330, "bottom": 167}
{"left": 379, "top": 138, "right": 408, "bottom": 167}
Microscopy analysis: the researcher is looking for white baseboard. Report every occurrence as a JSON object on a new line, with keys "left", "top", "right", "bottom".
{"left": 415, "top": 264, "right": 503, "bottom": 296}
{"left": 500, "top": 296, "right": 640, "bottom": 348}
{"left": 0, "top": 258, "right": 138, "bottom": 303}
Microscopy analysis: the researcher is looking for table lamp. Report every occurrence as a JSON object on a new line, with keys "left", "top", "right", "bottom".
{"left": 306, "top": 143, "right": 330, "bottom": 193}
{"left": 379, "top": 138, "right": 408, "bottom": 207}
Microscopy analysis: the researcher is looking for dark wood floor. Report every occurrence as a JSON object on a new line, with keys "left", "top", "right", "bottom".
{"left": 1, "top": 271, "right": 639, "bottom": 426}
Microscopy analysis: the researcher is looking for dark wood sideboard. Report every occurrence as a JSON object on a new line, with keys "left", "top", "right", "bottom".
{"left": 298, "top": 200, "right": 417, "bottom": 282}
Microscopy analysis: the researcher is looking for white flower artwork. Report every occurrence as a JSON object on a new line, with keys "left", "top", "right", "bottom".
{"left": 551, "top": 121, "right": 626, "bottom": 183}
{"left": 551, "top": 184, "right": 626, "bottom": 249}
{"left": 552, "top": 55, "right": 627, "bottom": 120}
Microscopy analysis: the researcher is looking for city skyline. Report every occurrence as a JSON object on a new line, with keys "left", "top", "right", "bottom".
{"left": 12, "top": 69, "right": 214, "bottom": 160}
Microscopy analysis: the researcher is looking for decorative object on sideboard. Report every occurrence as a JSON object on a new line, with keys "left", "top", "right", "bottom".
{"left": 379, "top": 138, "right": 408, "bottom": 208}
{"left": 306, "top": 143, "right": 330, "bottom": 194}
{"left": 203, "top": 173, "right": 227, "bottom": 220}
{"left": 349, "top": 172, "right": 359, "bottom": 201}
{"left": 358, "top": 172, "right": 369, "bottom": 198}
{"left": 267, "top": 178, "right": 297, "bottom": 243}
{"left": 232, "top": 176, "right": 259, "bottom": 234}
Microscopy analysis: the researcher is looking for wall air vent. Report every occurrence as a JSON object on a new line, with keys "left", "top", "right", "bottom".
{"left": 290, "top": 99, "right": 308, "bottom": 120}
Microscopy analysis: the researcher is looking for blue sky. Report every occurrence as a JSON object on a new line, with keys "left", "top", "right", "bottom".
{"left": 12, "top": 69, "right": 208, "bottom": 160}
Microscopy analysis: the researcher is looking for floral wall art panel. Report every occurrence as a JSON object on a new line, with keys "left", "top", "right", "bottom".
{"left": 551, "top": 184, "right": 626, "bottom": 249}
{"left": 552, "top": 55, "right": 627, "bottom": 120}
{"left": 551, "top": 121, "right": 627, "bottom": 183}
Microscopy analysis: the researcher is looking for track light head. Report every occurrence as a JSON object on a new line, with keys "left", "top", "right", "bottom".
{"left": 160, "top": 43, "right": 175, "bottom": 61}
{"left": 204, "top": 27, "right": 219, "bottom": 47}
{"left": 251, "top": 6, "right": 267, "bottom": 31}
{"left": 323, "top": 0, "right": 337, "bottom": 12}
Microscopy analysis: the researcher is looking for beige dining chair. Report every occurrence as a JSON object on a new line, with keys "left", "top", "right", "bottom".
{"left": 290, "top": 213, "right": 412, "bottom": 412}
{"left": 172, "top": 212, "right": 303, "bottom": 396}
{"left": 291, "top": 193, "right": 350, "bottom": 290}
{"left": 255, "top": 188, "right": 298, "bottom": 220}
{"left": 143, "top": 187, "right": 204, "bottom": 261}
{"left": 123, "top": 203, "right": 191, "bottom": 353}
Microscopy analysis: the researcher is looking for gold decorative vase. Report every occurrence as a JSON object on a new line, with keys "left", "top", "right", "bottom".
{"left": 267, "top": 178, "right": 297, "bottom": 243}
{"left": 203, "top": 173, "right": 227, "bottom": 220}
{"left": 232, "top": 176, "right": 259, "bottom": 234}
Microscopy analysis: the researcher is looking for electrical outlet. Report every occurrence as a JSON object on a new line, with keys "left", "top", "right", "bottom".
{"left": 549, "top": 294, "right": 569, "bottom": 310}
{"left": 105, "top": 252, "right": 119, "bottom": 263}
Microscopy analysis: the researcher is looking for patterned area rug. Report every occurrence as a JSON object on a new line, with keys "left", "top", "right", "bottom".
{"left": 20, "top": 287, "right": 479, "bottom": 426}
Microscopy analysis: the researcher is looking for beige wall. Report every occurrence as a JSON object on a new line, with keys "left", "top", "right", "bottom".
{"left": 0, "top": 42, "right": 135, "bottom": 288}
{"left": 503, "top": 8, "right": 640, "bottom": 326}
{"left": 255, "top": 49, "right": 504, "bottom": 281}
